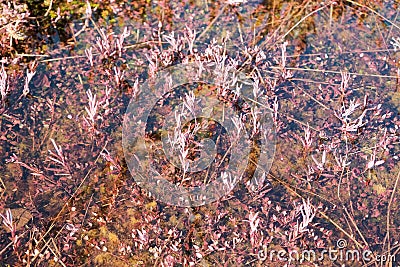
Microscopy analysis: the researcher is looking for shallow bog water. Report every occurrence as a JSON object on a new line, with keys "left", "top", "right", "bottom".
{"left": 0, "top": 0, "right": 399, "bottom": 266}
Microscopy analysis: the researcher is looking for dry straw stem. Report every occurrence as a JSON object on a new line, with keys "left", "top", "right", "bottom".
{"left": 288, "top": 173, "right": 338, "bottom": 207}
{"left": 280, "top": 2, "right": 329, "bottom": 41}
{"left": 284, "top": 48, "right": 398, "bottom": 59}
{"left": 361, "top": 244, "right": 400, "bottom": 267}
{"left": 30, "top": 141, "right": 109, "bottom": 265}
{"left": 333, "top": 136, "right": 372, "bottom": 255}
{"left": 243, "top": 94, "right": 319, "bottom": 131}
{"left": 252, "top": 0, "right": 315, "bottom": 49}
{"left": 252, "top": 159, "right": 366, "bottom": 248}
{"left": 0, "top": 176, "right": 6, "bottom": 196}
{"left": 270, "top": 66, "right": 399, "bottom": 80}
{"left": 288, "top": 80, "right": 331, "bottom": 111}
{"left": 16, "top": 11, "right": 156, "bottom": 63}
{"left": 278, "top": 176, "right": 364, "bottom": 248}
{"left": 342, "top": 206, "right": 373, "bottom": 258}
{"left": 245, "top": 151, "right": 365, "bottom": 248}
{"left": 14, "top": 40, "right": 156, "bottom": 63}
{"left": 197, "top": 4, "right": 228, "bottom": 39}
{"left": 268, "top": 171, "right": 364, "bottom": 248}
{"left": 43, "top": 0, "right": 53, "bottom": 17}
{"left": 345, "top": 0, "right": 400, "bottom": 31}
{"left": 384, "top": 170, "right": 400, "bottom": 261}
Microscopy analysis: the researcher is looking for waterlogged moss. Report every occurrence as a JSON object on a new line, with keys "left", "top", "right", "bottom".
{"left": 107, "top": 231, "right": 120, "bottom": 246}
{"left": 120, "top": 209, "right": 140, "bottom": 229}
{"left": 94, "top": 253, "right": 127, "bottom": 266}
{"left": 145, "top": 200, "right": 157, "bottom": 211}
{"left": 389, "top": 91, "right": 400, "bottom": 113}
{"left": 372, "top": 183, "right": 386, "bottom": 195}
{"left": 94, "top": 251, "right": 151, "bottom": 266}
{"left": 76, "top": 239, "right": 83, "bottom": 247}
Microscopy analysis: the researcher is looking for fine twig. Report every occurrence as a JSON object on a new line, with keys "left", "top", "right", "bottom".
{"left": 197, "top": 4, "right": 228, "bottom": 39}
{"left": 384, "top": 169, "right": 400, "bottom": 260}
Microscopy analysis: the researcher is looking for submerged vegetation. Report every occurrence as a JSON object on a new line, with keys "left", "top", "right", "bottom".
{"left": 0, "top": 0, "right": 399, "bottom": 266}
